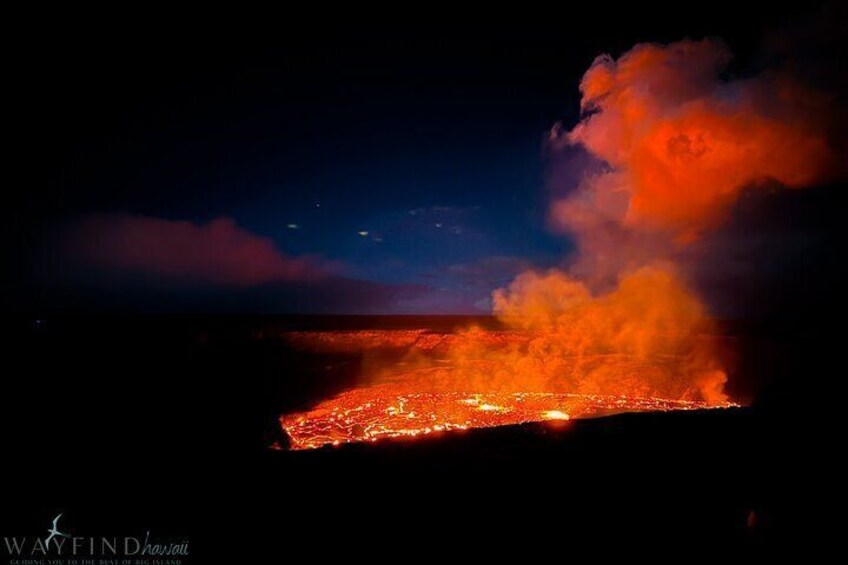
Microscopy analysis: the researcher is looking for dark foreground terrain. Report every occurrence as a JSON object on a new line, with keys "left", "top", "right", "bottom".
{"left": 0, "top": 315, "right": 828, "bottom": 559}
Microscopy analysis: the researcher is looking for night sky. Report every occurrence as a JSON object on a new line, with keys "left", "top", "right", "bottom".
{"left": 6, "top": 3, "right": 843, "bottom": 315}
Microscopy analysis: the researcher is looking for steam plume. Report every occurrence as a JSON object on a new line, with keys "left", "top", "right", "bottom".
{"left": 488, "top": 37, "right": 838, "bottom": 402}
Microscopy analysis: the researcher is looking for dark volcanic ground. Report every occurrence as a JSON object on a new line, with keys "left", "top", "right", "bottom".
{"left": 0, "top": 315, "right": 827, "bottom": 558}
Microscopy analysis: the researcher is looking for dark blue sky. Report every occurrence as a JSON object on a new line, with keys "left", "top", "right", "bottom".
{"left": 8, "top": 4, "right": 839, "bottom": 314}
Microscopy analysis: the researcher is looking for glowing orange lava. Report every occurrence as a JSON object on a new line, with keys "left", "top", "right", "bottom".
{"left": 280, "top": 379, "right": 736, "bottom": 450}
{"left": 278, "top": 279, "right": 736, "bottom": 452}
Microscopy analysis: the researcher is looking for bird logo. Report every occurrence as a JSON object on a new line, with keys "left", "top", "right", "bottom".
{"left": 45, "top": 513, "right": 70, "bottom": 548}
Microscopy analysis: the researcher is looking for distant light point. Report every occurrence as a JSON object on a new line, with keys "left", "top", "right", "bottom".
{"left": 287, "top": 223, "right": 299, "bottom": 230}
{"left": 358, "top": 230, "right": 369, "bottom": 237}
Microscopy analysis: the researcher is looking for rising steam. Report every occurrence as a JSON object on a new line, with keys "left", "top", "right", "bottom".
{"left": 484, "top": 38, "right": 837, "bottom": 402}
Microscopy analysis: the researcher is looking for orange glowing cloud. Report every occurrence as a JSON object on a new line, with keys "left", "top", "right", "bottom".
{"left": 559, "top": 38, "right": 835, "bottom": 239}
{"left": 483, "top": 265, "right": 726, "bottom": 402}
{"left": 464, "top": 37, "right": 838, "bottom": 404}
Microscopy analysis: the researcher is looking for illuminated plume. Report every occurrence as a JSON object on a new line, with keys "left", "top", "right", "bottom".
{"left": 555, "top": 38, "right": 834, "bottom": 241}
{"left": 486, "top": 38, "right": 836, "bottom": 403}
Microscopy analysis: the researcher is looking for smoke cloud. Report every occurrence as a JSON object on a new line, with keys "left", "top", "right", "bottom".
{"left": 486, "top": 32, "right": 841, "bottom": 402}
{"left": 549, "top": 37, "right": 837, "bottom": 282}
